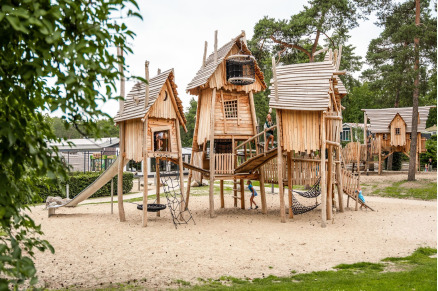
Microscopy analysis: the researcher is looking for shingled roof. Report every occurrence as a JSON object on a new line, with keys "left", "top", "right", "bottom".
{"left": 363, "top": 106, "right": 434, "bottom": 134}
{"left": 114, "top": 69, "right": 186, "bottom": 126}
{"left": 268, "top": 60, "right": 347, "bottom": 111}
{"left": 186, "top": 33, "right": 266, "bottom": 92}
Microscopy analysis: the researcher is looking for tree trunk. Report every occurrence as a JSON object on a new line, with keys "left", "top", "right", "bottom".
{"left": 408, "top": 0, "right": 421, "bottom": 181}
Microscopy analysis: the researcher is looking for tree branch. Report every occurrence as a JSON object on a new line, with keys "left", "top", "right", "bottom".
{"left": 270, "top": 36, "right": 311, "bottom": 60}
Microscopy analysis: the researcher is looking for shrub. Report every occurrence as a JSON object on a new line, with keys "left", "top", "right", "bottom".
{"left": 34, "top": 172, "right": 134, "bottom": 203}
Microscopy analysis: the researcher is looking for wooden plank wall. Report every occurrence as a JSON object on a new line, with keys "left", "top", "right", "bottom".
{"left": 214, "top": 153, "right": 234, "bottom": 174}
{"left": 124, "top": 119, "right": 143, "bottom": 162}
{"left": 208, "top": 44, "right": 264, "bottom": 93}
{"left": 214, "top": 92, "right": 254, "bottom": 136}
{"left": 196, "top": 88, "right": 213, "bottom": 146}
{"left": 281, "top": 110, "right": 321, "bottom": 153}
{"left": 390, "top": 115, "right": 406, "bottom": 146}
{"left": 148, "top": 80, "right": 177, "bottom": 120}
{"left": 342, "top": 142, "right": 366, "bottom": 163}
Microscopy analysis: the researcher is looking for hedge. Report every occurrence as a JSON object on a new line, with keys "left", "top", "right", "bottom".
{"left": 34, "top": 172, "right": 134, "bottom": 203}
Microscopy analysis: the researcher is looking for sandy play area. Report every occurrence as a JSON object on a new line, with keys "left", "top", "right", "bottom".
{"left": 31, "top": 173, "right": 437, "bottom": 290}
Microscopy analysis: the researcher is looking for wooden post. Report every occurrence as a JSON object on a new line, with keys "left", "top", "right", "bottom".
{"left": 335, "top": 147, "right": 344, "bottom": 212}
{"left": 142, "top": 118, "right": 148, "bottom": 227}
{"left": 276, "top": 110, "right": 286, "bottom": 223}
{"left": 209, "top": 88, "right": 217, "bottom": 218}
{"left": 156, "top": 158, "right": 161, "bottom": 217}
{"left": 378, "top": 134, "right": 382, "bottom": 175}
{"left": 240, "top": 179, "right": 245, "bottom": 209}
{"left": 287, "top": 152, "right": 294, "bottom": 219}
{"left": 220, "top": 180, "right": 224, "bottom": 208}
{"left": 260, "top": 168, "right": 267, "bottom": 214}
{"left": 232, "top": 136, "right": 237, "bottom": 207}
{"left": 355, "top": 141, "right": 360, "bottom": 211}
{"left": 110, "top": 178, "right": 114, "bottom": 214}
{"left": 176, "top": 118, "right": 185, "bottom": 212}
{"left": 117, "top": 122, "right": 126, "bottom": 222}
{"left": 214, "top": 30, "right": 218, "bottom": 63}
{"left": 233, "top": 178, "right": 238, "bottom": 207}
{"left": 272, "top": 56, "right": 279, "bottom": 101}
{"left": 327, "top": 145, "right": 333, "bottom": 220}
{"left": 203, "top": 41, "right": 208, "bottom": 67}
{"left": 144, "top": 61, "right": 150, "bottom": 109}
{"left": 249, "top": 91, "right": 258, "bottom": 134}
{"left": 364, "top": 111, "right": 368, "bottom": 174}
{"left": 320, "top": 112, "right": 327, "bottom": 228}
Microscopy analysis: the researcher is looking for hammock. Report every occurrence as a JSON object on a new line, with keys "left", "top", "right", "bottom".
{"left": 293, "top": 177, "right": 321, "bottom": 199}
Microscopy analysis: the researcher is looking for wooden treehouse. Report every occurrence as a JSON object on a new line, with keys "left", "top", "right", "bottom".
{"left": 185, "top": 31, "right": 268, "bottom": 217}
{"left": 362, "top": 106, "right": 435, "bottom": 174}
{"left": 267, "top": 48, "right": 364, "bottom": 226}
{"left": 114, "top": 65, "right": 187, "bottom": 227}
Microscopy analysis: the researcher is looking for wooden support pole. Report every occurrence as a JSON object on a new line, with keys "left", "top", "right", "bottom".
{"left": 327, "top": 145, "right": 333, "bottom": 220}
{"left": 364, "top": 111, "right": 368, "bottom": 174}
{"left": 203, "top": 41, "right": 208, "bottom": 67}
{"left": 272, "top": 56, "right": 279, "bottom": 101}
{"left": 176, "top": 118, "right": 185, "bottom": 212}
{"left": 355, "top": 141, "right": 360, "bottom": 211}
{"left": 287, "top": 151, "right": 294, "bottom": 219}
{"left": 335, "top": 147, "right": 344, "bottom": 212}
{"left": 232, "top": 136, "right": 237, "bottom": 208}
{"left": 378, "top": 134, "right": 382, "bottom": 175}
{"left": 233, "top": 178, "right": 238, "bottom": 207}
{"left": 260, "top": 168, "right": 267, "bottom": 214}
{"left": 117, "top": 122, "right": 126, "bottom": 222}
{"left": 209, "top": 88, "right": 217, "bottom": 218}
{"left": 220, "top": 180, "right": 224, "bottom": 208}
{"left": 142, "top": 118, "right": 148, "bottom": 227}
{"left": 156, "top": 158, "right": 161, "bottom": 217}
{"left": 240, "top": 179, "right": 245, "bottom": 209}
{"left": 320, "top": 112, "right": 327, "bottom": 228}
{"left": 110, "top": 178, "right": 114, "bottom": 214}
{"left": 249, "top": 91, "right": 258, "bottom": 134}
{"left": 214, "top": 30, "right": 218, "bottom": 63}
{"left": 117, "top": 46, "right": 125, "bottom": 114}
{"left": 144, "top": 61, "right": 150, "bottom": 109}
{"left": 276, "top": 110, "right": 286, "bottom": 223}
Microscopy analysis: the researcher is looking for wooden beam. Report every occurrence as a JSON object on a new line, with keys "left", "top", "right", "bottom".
{"left": 335, "top": 147, "right": 344, "bottom": 212}
{"left": 240, "top": 179, "right": 245, "bottom": 209}
{"left": 364, "top": 111, "right": 368, "bottom": 175}
{"left": 117, "top": 121, "right": 126, "bottom": 222}
{"left": 325, "top": 116, "right": 342, "bottom": 120}
{"left": 176, "top": 118, "right": 185, "bottom": 213}
{"left": 276, "top": 110, "right": 286, "bottom": 223}
{"left": 249, "top": 91, "right": 258, "bottom": 135}
{"left": 220, "top": 90, "right": 227, "bottom": 134}
{"left": 142, "top": 118, "right": 148, "bottom": 227}
{"left": 272, "top": 56, "right": 279, "bottom": 101}
{"left": 144, "top": 61, "right": 150, "bottom": 109}
{"left": 117, "top": 46, "right": 125, "bottom": 114}
{"left": 220, "top": 180, "right": 224, "bottom": 208}
{"left": 156, "top": 158, "right": 161, "bottom": 217}
{"left": 259, "top": 167, "right": 267, "bottom": 214}
{"left": 214, "top": 30, "right": 218, "bottom": 63}
{"left": 378, "top": 134, "right": 382, "bottom": 175}
{"left": 209, "top": 88, "right": 217, "bottom": 218}
{"left": 326, "top": 140, "right": 340, "bottom": 147}
{"left": 320, "top": 112, "right": 327, "bottom": 227}
{"left": 203, "top": 41, "right": 208, "bottom": 67}
{"left": 287, "top": 152, "right": 294, "bottom": 219}
{"left": 327, "top": 145, "right": 333, "bottom": 220}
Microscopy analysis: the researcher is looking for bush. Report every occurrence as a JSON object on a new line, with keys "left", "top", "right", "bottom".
{"left": 34, "top": 172, "right": 134, "bottom": 203}
{"left": 392, "top": 152, "right": 402, "bottom": 171}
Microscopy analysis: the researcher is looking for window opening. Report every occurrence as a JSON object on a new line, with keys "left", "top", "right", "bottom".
{"left": 154, "top": 130, "right": 170, "bottom": 152}
{"left": 395, "top": 128, "right": 401, "bottom": 135}
{"left": 223, "top": 100, "right": 238, "bottom": 118}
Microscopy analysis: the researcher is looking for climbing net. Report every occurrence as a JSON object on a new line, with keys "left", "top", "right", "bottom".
{"left": 160, "top": 160, "right": 195, "bottom": 229}
{"left": 291, "top": 194, "right": 320, "bottom": 215}
{"left": 293, "top": 177, "right": 321, "bottom": 199}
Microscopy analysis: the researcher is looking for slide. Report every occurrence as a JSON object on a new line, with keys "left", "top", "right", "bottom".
{"left": 49, "top": 156, "right": 129, "bottom": 210}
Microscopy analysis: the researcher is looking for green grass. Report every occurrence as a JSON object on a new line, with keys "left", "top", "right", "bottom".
{"left": 370, "top": 180, "right": 437, "bottom": 200}
{"left": 61, "top": 248, "right": 436, "bottom": 291}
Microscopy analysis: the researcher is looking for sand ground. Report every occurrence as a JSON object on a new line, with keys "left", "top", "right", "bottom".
{"left": 31, "top": 172, "right": 437, "bottom": 290}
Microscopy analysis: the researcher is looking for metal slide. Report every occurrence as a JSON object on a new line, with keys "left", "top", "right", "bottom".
{"left": 49, "top": 156, "right": 129, "bottom": 210}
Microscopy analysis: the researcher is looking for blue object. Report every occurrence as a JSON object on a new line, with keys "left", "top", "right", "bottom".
{"left": 248, "top": 184, "right": 258, "bottom": 196}
{"left": 358, "top": 190, "right": 365, "bottom": 203}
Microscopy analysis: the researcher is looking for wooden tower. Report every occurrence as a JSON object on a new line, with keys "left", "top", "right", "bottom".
{"left": 362, "top": 106, "right": 434, "bottom": 174}
{"left": 269, "top": 49, "right": 348, "bottom": 227}
{"left": 114, "top": 65, "right": 187, "bottom": 226}
{"left": 185, "top": 31, "right": 267, "bottom": 217}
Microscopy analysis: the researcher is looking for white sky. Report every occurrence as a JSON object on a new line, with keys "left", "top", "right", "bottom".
{"left": 96, "top": 1, "right": 384, "bottom": 118}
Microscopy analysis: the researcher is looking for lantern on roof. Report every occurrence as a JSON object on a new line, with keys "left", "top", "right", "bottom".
{"left": 226, "top": 54, "right": 256, "bottom": 85}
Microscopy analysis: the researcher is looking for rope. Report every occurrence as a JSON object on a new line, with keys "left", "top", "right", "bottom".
{"left": 291, "top": 194, "right": 320, "bottom": 215}
{"left": 293, "top": 177, "right": 321, "bottom": 199}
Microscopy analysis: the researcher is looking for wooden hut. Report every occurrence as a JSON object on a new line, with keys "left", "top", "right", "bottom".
{"left": 269, "top": 49, "right": 349, "bottom": 226}
{"left": 185, "top": 31, "right": 267, "bottom": 217}
{"left": 362, "top": 106, "right": 434, "bottom": 174}
{"left": 114, "top": 65, "right": 187, "bottom": 227}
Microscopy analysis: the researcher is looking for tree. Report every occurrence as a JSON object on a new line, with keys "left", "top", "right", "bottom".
{"left": 180, "top": 97, "right": 197, "bottom": 148}
{"left": 0, "top": 0, "right": 140, "bottom": 288}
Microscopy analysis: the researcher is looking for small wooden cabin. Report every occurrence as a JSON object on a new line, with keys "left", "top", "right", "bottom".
{"left": 362, "top": 106, "right": 434, "bottom": 174}
{"left": 114, "top": 67, "right": 187, "bottom": 226}
{"left": 185, "top": 31, "right": 266, "bottom": 218}
{"left": 269, "top": 49, "right": 349, "bottom": 226}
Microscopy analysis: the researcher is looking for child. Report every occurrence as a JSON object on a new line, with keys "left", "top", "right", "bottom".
{"left": 247, "top": 180, "right": 259, "bottom": 210}
{"left": 357, "top": 186, "right": 366, "bottom": 209}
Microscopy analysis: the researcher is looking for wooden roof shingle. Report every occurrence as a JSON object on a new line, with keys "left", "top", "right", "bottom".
{"left": 114, "top": 69, "right": 186, "bottom": 126}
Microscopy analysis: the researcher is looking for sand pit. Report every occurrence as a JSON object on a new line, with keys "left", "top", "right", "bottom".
{"left": 30, "top": 183, "right": 437, "bottom": 290}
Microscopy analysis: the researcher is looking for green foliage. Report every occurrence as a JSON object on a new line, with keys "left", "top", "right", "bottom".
{"left": 0, "top": 0, "right": 139, "bottom": 288}
{"left": 371, "top": 180, "right": 437, "bottom": 200}
{"left": 180, "top": 97, "right": 197, "bottom": 148}
{"left": 392, "top": 152, "right": 403, "bottom": 171}
{"left": 45, "top": 116, "right": 120, "bottom": 139}
{"left": 34, "top": 172, "right": 134, "bottom": 203}
{"left": 421, "top": 135, "right": 437, "bottom": 168}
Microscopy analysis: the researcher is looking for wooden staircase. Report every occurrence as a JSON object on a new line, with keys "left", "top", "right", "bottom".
{"left": 234, "top": 148, "right": 278, "bottom": 174}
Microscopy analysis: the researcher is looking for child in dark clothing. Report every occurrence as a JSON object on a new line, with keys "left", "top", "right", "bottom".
{"left": 247, "top": 180, "right": 259, "bottom": 210}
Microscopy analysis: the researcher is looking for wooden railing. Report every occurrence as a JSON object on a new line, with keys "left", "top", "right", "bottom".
{"left": 342, "top": 142, "right": 367, "bottom": 163}
{"left": 214, "top": 153, "right": 234, "bottom": 175}
{"left": 342, "top": 168, "right": 359, "bottom": 196}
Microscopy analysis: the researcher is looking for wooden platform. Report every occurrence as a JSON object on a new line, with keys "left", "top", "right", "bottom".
{"left": 234, "top": 148, "right": 278, "bottom": 174}
{"left": 162, "top": 157, "right": 210, "bottom": 176}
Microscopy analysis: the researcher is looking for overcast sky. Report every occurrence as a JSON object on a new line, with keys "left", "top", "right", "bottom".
{"left": 96, "top": 0, "right": 383, "bottom": 118}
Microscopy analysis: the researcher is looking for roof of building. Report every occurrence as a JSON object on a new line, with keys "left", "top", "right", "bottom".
{"left": 363, "top": 106, "right": 435, "bottom": 133}
{"left": 268, "top": 59, "right": 348, "bottom": 111}
{"left": 186, "top": 32, "right": 266, "bottom": 92}
{"left": 425, "top": 124, "right": 437, "bottom": 132}
{"left": 114, "top": 69, "right": 186, "bottom": 125}
{"left": 49, "top": 137, "right": 119, "bottom": 152}
{"left": 343, "top": 123, "right": 370, "bottom": 129}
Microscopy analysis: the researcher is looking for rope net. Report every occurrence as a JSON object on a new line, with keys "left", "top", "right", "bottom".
{"left": 159, "top": 160, "right": 195, "bottom": 229}
{"left": 293, "top": 177, "right": 321, "bottom": 199}
{"left": 291, "top": 194, "right": 320, "bottom": 215}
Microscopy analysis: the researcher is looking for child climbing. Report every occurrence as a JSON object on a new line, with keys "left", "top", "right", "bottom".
{"left": 247, "top": 180, "right": 259, "bottom": 210}
{"left": 264, "top": 113, "right": 275, "bottom": 151}
{"left": 357, "top": 186, "right": 366, "bottom": 209}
